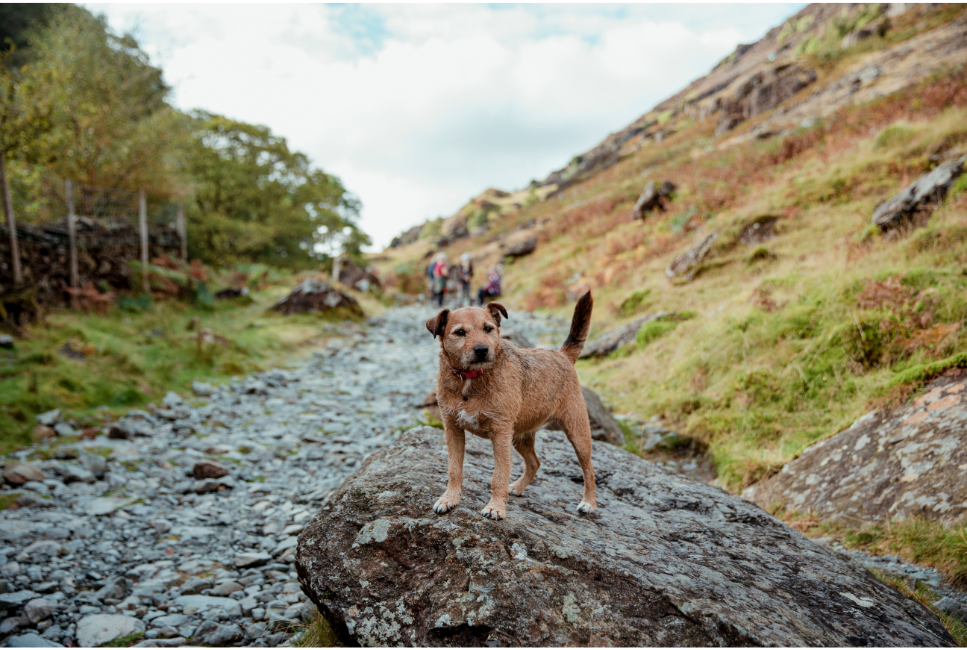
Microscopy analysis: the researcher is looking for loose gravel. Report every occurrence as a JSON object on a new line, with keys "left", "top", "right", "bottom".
{"left": 0, "top": 305, "right": 568, "bottom": 648}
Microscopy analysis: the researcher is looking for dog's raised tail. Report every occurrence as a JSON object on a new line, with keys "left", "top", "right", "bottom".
{"left": 560, "top": 291, "right": 593, "bottom": 364}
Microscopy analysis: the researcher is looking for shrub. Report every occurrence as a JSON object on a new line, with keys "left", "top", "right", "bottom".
{"left": 617, "top": 290, "right": 651, "bottom": 317}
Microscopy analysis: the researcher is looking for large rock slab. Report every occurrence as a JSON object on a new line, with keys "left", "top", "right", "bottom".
{"left": 76, "top": 614, "right": 145, "bottom": 647}
{"left": 873, "top": 156, "right": 965, "bottom": 230}
{"left": 296, "top": 426, "right": 953, "bottom": 647}
{"left": 579, "top": 311, "right": 675, "bottom": 358}
{"left": 544, "top": 386, "right": 625, "bottom": 446}
{"left": 746, "top": 373, "right": 967, "bottom": 525}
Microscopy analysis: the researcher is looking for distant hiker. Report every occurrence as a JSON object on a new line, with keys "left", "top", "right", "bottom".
{"left": 458, "top": 252, "right": 474, "bottom": 306}
{"left": 477, "top": 264, "right": 502, "bottom": 305}
{"left": 432, "top": 252, "right": 449, "bottom": 307}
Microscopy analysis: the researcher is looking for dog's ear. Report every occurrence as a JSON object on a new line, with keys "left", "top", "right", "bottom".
{"left": 425, "top": 309, "right": 450, "bottom": 339}
{"left": 486, "top": 302, "right": 508, "bottom": 327}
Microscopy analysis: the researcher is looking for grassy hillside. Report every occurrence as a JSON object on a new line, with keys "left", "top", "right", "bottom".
{"left": 374, "top": 5, "right": 967, "bottom": 493}
{"left": 0, "top": 270, "right": 382, "bottom": 453}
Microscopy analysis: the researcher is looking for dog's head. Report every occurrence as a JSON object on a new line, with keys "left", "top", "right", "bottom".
{"left": 426, "top": 303, "right": 508, "bottom": 370}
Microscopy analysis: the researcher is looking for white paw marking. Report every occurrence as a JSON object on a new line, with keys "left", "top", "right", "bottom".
{"left": 577, "top": 501, "right": 595, "bottom": 515}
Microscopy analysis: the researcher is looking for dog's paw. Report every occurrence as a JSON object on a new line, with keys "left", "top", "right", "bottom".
{"left": 576, "top": 501, "right": 596, "bottom": 515}
{"left": 433, "top": 493, "right": 460, "bottom": 514}
{"left": 480, "top": 502, "right": 506, "bottom": 521}
{"left": 509, "top": 481, "right": 526, "bottom": 497}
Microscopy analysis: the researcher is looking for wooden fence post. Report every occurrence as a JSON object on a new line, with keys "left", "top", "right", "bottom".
{"left": 177, "top": 202, "right": 187, "bottom": 262}
{"left": 0, "top": 155, "right": 22, "bottom": 285}
{"left": 66, "top": 179, "right": 78, "bottom": 307}
{"left": 139, "top": 189, "right": 149, "bottom": 293}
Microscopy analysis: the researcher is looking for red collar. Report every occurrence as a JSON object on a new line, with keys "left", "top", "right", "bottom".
{"left": 451, "top": 367, "right": 486, "bottom": 379}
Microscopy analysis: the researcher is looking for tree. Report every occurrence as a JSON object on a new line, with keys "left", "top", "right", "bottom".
{"left": 0, "top": 46, "right": 52, "bottom": 283}
{"left": 185, "top": 113, "right": 368, "bottom": 268}
{"left": 23, "top": 6, "right": 185, "bottom": 201}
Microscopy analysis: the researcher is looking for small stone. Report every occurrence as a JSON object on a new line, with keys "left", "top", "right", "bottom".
{"left": 198, "top": 622, "right": 243, "bottom": 646}
{"left": 15, "top": 494, "right": 54, "bottom": 509}
{"left": 179, "top": 577, "right": 212, "bottom": 595}
{"left": 211, "top": 581, "right": 243, "bottom": 597}
{"left": 158, "top": 625, "right": 180, "bottom": 638}
{"left": 192, "top": 460, "right": 229, "bottom": 480}
{"left": 933, "top": 596, "right": 967, "bottom": 622}
{"left": 271, "top": 536, "right": 298, "bottom": 556}
{"left": 0, "top": 334, "right": 14, "bottom": 349}
{"left": 83, "top": 496, "right": 138, "bottom": 516}
{"left": 234, "top": 552, "right": 271, "bottom": 568}
{"left": 33, "top": 425, "right": 56, "bottom": 441}
{"left": 3, "top": 462, "right": 45, "bottom": 485}
{"left": 76, "top": 614, "right": 145, "bottom": 648}
{"left": 53, "top": 423, "right": 76, "bottom": 437}
{"left": 36, "top": 409, "right": 61, "bottom": 427}
{"left": 192, "top": 382, "right": 214, "bottom": 397}
{"left": 94, "top": 577, "right": 129, "bottom": 602}
{"left": 61, "top": 464, "right": 95, "bottom": 484}
{"left": 5, "top": 632, "right": 64, "bottom": 647}
{"left": 161, "top": 391, "right": 184, "bottom": 408}
{"left": 78, "top": 450, "right": 107, "bottom": 479}
{"left": 173, "top": 595, "right": 241, "bottom": 618}
{"left": 108, "top": 424, "right": 131, "bottom": 440}
{"left": 24, "top": 598, "right": 55, "bottom": 624}
{"left": 0, "top": 590, "right": 41, "bottom": 607}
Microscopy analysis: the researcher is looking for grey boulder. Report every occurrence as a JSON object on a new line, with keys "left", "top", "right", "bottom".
{"left": 746, "top": 374, "right": 967, "bottom": 525}
{"left": 544, "top": 386, "right": 625, "bottom": 446}
{"left": 297, "top": 426, "right": 953, "bottom": 647}
{"left": 873, "top": 156, "right": 965, "bottom": 230}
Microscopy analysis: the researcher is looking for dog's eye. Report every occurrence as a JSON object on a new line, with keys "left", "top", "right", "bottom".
{"left": 483, "top": 326, "right": 493, "bottom": 333}
{"left": 454, "top": 329, "right": 466, "bottom": 336}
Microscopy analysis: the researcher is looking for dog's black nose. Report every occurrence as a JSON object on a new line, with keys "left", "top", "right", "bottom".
{"left": 474, "top": 345, "right": 489, "bottom": 359}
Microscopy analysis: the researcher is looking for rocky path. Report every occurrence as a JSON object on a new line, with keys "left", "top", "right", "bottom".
{"left": 0, "top": 304, "right": 568, "bottom": 648}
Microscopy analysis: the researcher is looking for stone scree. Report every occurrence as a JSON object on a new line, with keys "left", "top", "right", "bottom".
{"left": 746, "top": 373, "right": 967, "bottom": 525}
{"left": 296, "top": 427, "right": 953, "bottom": 647}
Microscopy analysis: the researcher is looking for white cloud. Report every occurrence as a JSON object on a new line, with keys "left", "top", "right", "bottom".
{"left": 87, "top": 3, "right": 802, "bottom": 249}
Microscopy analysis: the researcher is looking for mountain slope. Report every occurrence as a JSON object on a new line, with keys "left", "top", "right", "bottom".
{"left": 373, "top": 3, "right": 967, "bottom": 492}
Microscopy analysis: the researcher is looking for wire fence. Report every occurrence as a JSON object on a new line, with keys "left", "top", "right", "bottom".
{"left": 0, "top": 161, "right": 186, "bottom": 306}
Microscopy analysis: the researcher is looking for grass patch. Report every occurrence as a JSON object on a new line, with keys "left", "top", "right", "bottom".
{"left": 0, "top": 275, "right": 365, "bottom": 454}
{"left": 292, "top": 613, "right": 342, "bottom": 647}
{"left": 102, "top": 631, "right": 145, "bottom": 647}
{"left": 0, "top": 493, "right": 22, "bottom": 511}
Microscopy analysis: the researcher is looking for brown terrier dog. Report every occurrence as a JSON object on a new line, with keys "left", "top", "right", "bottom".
{"left": 425, "top": 291, "right": 596, "bottom": 520}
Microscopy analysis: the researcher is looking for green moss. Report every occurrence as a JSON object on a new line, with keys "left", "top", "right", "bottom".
{"left": 617, "top": 290, "right": 651, "bottom": 317}
{"left": 103, "top": 632, "right": 145, "bottom": 647}
{"left": 636, "top": 320, "right": 678, "bottom": 348}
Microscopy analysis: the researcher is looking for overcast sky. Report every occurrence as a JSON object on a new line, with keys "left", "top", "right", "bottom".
{"left": 89, "top": 3, "right": 803, "bottom": 250}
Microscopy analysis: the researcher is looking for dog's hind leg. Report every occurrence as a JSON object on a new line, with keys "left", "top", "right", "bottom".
{"left": 434, "top": 423, "right": 465, "bottom": 514}
{"left": 559, "top": 404, "right": 596, "bottom": 514}
{"left": 481, "top": 426, "right": 513, "bottom": 520}
{"left": 509, "top": 431, "right": 540, "bottom": 497}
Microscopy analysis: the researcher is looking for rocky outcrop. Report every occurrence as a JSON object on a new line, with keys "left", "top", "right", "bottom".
{"left": 296, "top": 426, "right": 953, "bottom": 647}
{"left": 498, "top": 328, "right": 534, "bottom": 349}
{"left": 502, "top": 236, "right": 537, "bottom": 258}
{"left": 389, "top": 224, "right": 424, "bottom": 249}
{"left": 336, "top": 258, "right": 382, "bottom": 293}
{"left": 746, "top": 372, "right": 967, "bottom": 525}
{"left": 630, "top": 180, "right": 676, "bottom": 220}
{"left": 579, "top": 311, "right": 675, "bottom": 358}
{"left": 666, "top": 232, "right": 719, "bottom": 281}
{"left": 715, "top": 63, "right": 818, "bottom": 135}
{"left": 873, "top": 156, "right": 966, "bottom": 231}
{"left": 270, "top": 279, "right": 363, "bottom": 317}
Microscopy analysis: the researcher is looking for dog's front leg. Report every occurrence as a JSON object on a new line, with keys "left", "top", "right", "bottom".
{"left": 433, "top": 422, "right": 465, "bottom": 514}
{"left": 481, "top": 426, "right": 513, "bottom": 521}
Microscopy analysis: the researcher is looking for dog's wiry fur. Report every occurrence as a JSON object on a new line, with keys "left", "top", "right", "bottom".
{"left": 425, "top": 292, "right": 596, "bottom": 520}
